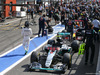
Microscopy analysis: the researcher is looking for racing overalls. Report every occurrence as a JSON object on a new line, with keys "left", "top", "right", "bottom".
{"left": 84, "top": 29, "right": 95, "bottom": 63}
{"left": 21, "top": 27, "right": 32, "bottom": 51}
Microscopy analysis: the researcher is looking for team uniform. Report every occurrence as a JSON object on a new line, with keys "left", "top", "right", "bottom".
{"left": 61, "top": 10, "right": 65, "bottom": 24}
{"left": 38, "top": 16, "right": 46, "bottom": 37}
{"left": 84, "top": 29, "right": 96, "bottom": 65}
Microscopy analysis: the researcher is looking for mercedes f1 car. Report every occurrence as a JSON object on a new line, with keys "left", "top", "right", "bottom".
{"left": 29, "top": 32, "right": 80, "bottom": 73}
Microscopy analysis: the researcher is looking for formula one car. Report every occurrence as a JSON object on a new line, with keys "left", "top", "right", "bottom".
{"left": 57, "top": 30, "right": 71, "bottom": 42}
{"left": 29, "top": 36, "right": 80, "bottom": 73}
{"left": 74, "top": 20, "right": 84, "bottom": 27}
{"left": 72, "top": 20, "right": 85, "bottom": 41}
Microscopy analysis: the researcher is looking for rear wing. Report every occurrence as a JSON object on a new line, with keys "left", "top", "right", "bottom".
{"left": 74, "top": 20, "right": 84, "bottom": 27}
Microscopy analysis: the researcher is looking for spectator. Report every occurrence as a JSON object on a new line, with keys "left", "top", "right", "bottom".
{"left": 61, "top": 8, "right": 66, "bottom": 24}
{"left": 81, "top": 12, "right": 88, "bottom": 29}
{"left": 45, "top": 4, "right": 49, "bottom": 15}
{"left": 30, "top": 6, "right": 34, "bottom": 19}
{"left": 48, "top": 7, "right": 53, "bottom": 22}
{"left": 39, "top": 4, "right": 43, "bottom": 15}
{"left": 21, "top": 6, "right": 25, "bottom": 11}
{"left": 54, "top": 9, "right": 60, "bottom": 24}
{"left": 27, "top": 7, "right": 31, "bottom": 13}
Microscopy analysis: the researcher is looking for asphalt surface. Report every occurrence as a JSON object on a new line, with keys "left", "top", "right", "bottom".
{"left": 4, "top": 42, "right": 99, "bottom": 75}
{"left": 0, "top": 14, "right": 100, "bottom": 75}
{"left": 0, "top": 14, "right": 41, "bottom": 55}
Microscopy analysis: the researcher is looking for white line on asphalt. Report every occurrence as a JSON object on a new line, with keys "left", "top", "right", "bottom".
{"left": 0, "top": 17, "right": 27, "bottom": 26}
{"left": 0, "top": 23, "right": 64, "bottom": 75}
{"left": 0, "top": 18, "right": 21, "bottom": 25}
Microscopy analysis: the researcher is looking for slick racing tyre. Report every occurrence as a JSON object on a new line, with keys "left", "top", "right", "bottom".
{"left": 71, "top": 40, "right": 80, "bottom": 52}
{"left": 30, "top": 52, "right": 39, "bottom": 63}
{"left": 62, "top": 53, "right": 72, "bottom": 69}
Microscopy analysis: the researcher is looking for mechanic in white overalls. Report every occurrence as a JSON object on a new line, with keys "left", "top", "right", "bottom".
{"left": 21, "top": 21, "right": 32, "bottom": 55}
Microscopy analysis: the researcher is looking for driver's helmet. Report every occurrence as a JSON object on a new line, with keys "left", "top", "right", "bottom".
{"left": 62, "top": 30, "right": 66, "bottom": 33}
{"left": 56, "top": 37, "right": 63, "bottom": 42}
{"left": 25, "top": 21, "right": 29, "bottom": 27}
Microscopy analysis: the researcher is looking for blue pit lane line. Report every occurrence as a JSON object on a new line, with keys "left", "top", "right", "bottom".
{"left": 0, "top": 24, "right": 65, "bottom": 73}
